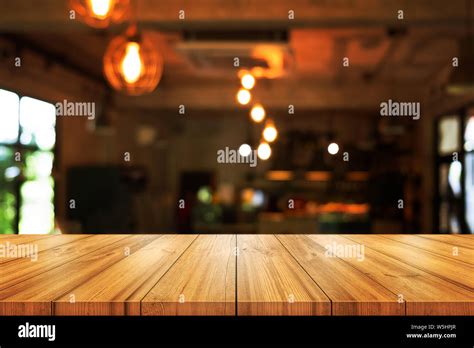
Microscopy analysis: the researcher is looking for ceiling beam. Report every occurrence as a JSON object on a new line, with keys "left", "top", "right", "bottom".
{"left": 0, "top": 0, "right": 468, "bottom": 31}
{"left": 114, "top": 77, "right": 428, "bottom": 110}
{"left": 1, "top": 33, "right": 107, "bottom": 85}
{"left": 0, "top": 37, "right": 105, "bottom": 103}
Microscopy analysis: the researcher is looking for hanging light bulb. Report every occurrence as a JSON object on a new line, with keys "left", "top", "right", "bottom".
{"left": 104, "top": 31, "right": 163, "bottom": 96}
{"left": 121, "top": 42, "right": 143, "bottom": 83}
{"left": 236, "top": 88, "right": 252, "bottom": 105}
{"left": 69, "top": 0, "right": 130, "bottom": 28}
{"left": 89, "top": 0, "right": 112, "bottom": 18}
{"left": 241, "top": 72, "right": 256, "bottom": 90}
{"left": 257, "top": 142, "right": 272, "bottom": 160}
{"left": 239, "top": 144, "right": 252, "bottom": 157}
{"left": 263, "top": 120, "right": 278, "bottom": 142}
{"left": 250, "top": 104, "right": 266, "bottom": 123}
{"left": 328, "top": 142, "right": 339, "bottom": 155}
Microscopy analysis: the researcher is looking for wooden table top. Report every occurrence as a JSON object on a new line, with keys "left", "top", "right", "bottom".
{"left": 0, "top": 234, "right": 473, "bottom": 316}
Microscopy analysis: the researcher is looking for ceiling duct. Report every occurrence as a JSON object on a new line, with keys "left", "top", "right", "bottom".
{"left": 175, "top": 30, "right": 293, "bottom": 78}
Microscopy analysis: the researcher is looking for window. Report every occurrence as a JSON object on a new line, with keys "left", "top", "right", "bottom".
{"left": 436, "top": 108, "right": 474, "bottom": 234}
{"left": 465, "top": 111, "right": 474, "bottom": 234}
{"left": 438, "top": 116, "right": 460, "bottom": 156}
{"left": 0, "top": 89, "right": 56, "bottom": 234}
{"left": 465, "top": 152, "right": 474, "bottom": 233}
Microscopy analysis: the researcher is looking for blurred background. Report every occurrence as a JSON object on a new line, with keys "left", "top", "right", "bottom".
{"left": 0, "top": 0, "right": 473, "bottom": 234}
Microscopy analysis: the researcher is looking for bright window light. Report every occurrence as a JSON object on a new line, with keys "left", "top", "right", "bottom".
{"left": 20, "top": 97, "right": 56, "bottom": 150}
{"left": 0, "top": 89, "right": 19, "bottom": 144}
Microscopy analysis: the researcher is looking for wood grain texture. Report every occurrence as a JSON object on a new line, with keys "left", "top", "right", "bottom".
{"left": 0, "top": 235, "right": 90, "bottom": 265}
{"left": 0, "top": 234, "right": 473, "bottom": 316}
{"left": 343, "top": 235, "right": 474, "bottom": 291}
{"left": 0, "top": 235, "right": 129, "bottom": 291}
{"left": 277, "top": 234, "right": 404, "bottom": 315}
{"left": 338, "top": 235, "right": 474, "bottom": 315}
{"left": 237, "top": 235, "right": 331, "bottom": 316}
{"left": 0, "top": 235, "right": 51, "bottom": 265}
{"left": 308, "top": 235, "right": 474, "bottom": 315}
{"left": 420, "top": 234, "right": 474, "bottom": 250}
{"left": 381, "top": 235, "right": 474, "bottom": 265}
{"left": 0, "top": 235, "right": 158, "bottom": 315}
{"left": 55, "top": 235, "right": 197, "bottom": 316}
{"left": 142, "top": 235, "right": 236, "bottom": 316}
{"left": 0, "top": 235, "right": 52, "bottom": 242}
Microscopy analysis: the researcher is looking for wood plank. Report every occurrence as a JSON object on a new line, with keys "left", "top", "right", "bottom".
{"left": 308, "top": 235, "right": 474, "bottom": 315}
{"left": 382, "top": 235, "right": 474, "bottom": 265}
{"left": 277, "top": 235, "right": 404, "bottom": 315}
{"left": 0, "top": 235, "right": 128, "bottom": 292}
{"left": 0, "top": 235, "right": 90, "bottom": 265}
{"left": 1, "top": 234, "right": 472, "bottom": 317}
{"left": 343, "top": 235, "right": 474, "bottom": 291}
{"left": 55, "top": 235, "right": 197, "bottom": 316}
{"left": 0, "top": 235, "right": 159, "bottom": 315}
{"left": 420, "top": 234, "right": 474, "bottom": 250}
{"left": 142, "top": 235, "right": 235, "bottom": 316}
{"left": 0, "top": 234, "right": 52, "bottom": 242}
{"left": 237, "top": 235, "right": 331, "bottom": 316}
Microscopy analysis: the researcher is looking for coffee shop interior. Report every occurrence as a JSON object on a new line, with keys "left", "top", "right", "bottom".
{"left": 0, "top": 0, "right": 473, "bottom": 236}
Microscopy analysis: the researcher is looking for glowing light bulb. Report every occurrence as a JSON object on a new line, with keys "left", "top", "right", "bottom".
{"left": 241, "top": 73, "right": 256, "bottom": 90}
{"left": 121, "top": 42, "right": 143, "bottom": 84}
{"left": 239, "top": 144, "right": 252, "bottom": 157}
{"left": 237, "top": 88, "right": 251, "bottom": 105}
{"left": 250, "top": 104, "right": 266, "bottom": 123}
{"left": 89, "top": 0, "right": 113, "bottom": 19}
{"left": 257, "top": 142, "right": 271, "bottom": 160}
{"left": 328, "top": 142, "right": 339, "bottom": 155}
{"left": 263, "top": 122, "right": 278, "bottom": 142}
